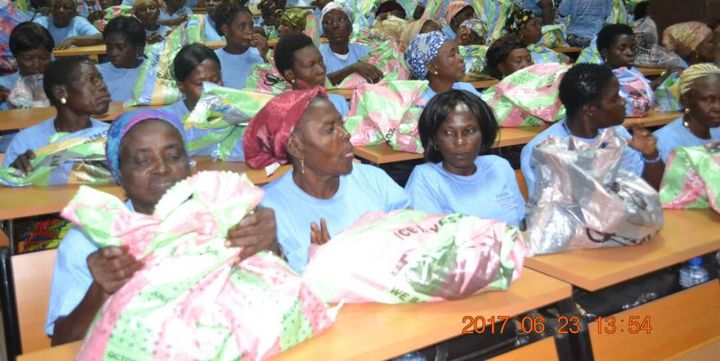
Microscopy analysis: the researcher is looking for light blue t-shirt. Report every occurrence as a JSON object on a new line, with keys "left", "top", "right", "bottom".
{"left": 442, "top": 26, "right": 456, "bottom": 41}
{"left": 421, "top": 82, "right": 482, "bottom": 105}
{"left": 0, "top": 71, "right": 20, "bottom": 110}
{"left": 328, "top": 93, "right": 349, "bottom": 118}
{"left": 204, "top": 14, "right": 224, "bottom": 42}
{"left": 161, "top": 100, "right": 245, "bottom": 161}
{"left": 3, "top": 117, "right": 108, "bottom": 167}
{"left": 96, "top": 61, "right": 142, "bottom": 102}
{"left": 654, "top": 117, "right": 720, "bottom": 162}
{"left": 158, "top": 5, "right": 193, "bottom": 22}
{"left": 557, "top": 0, "right": 611, "bottom": 38}
{"left": 318, "top": 43, "right": 371, "bottom": 74}
{"left": 33, "top": 16, "right": 101, "bottom": 44}
{"left": 215, "top": 48, "right": 265, "bottom": 90}
{"left": 45, "top": 200, "right": 134, "bottom": 336}
{"left": 261, "top": 163, "right": 410, "bottom": 273}
{"left": 405, "top": 156, "right": 526, "bottom": 226}
{"left": 520, "top": 120, "right": 644, "bottom": 198}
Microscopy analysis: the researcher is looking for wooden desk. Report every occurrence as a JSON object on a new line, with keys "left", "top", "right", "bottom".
{"left": 470, "top": 79, "right": 499, "bottom": 89}
{"left": 16, "top": 269, "right": 571, "bottom": 361}
{"left": 553, "top": 47, "right": 582, "bottom": 54}
{"left": 354, "top": 127, "right": 545, "bottom": 165}
{"left": 53, "top": 41, "right": 226, "bottom": 61}
{"left": 0, "top": 158, "right": 290, "bottom": 220}
{"left": 525, "top": 210, "right": 720, "bottom": 292}
{"left": 636, "top": 67, "right": 665, "bottom": 77}
{"left": 0, "top": 102, "right": 160, "bottom": 131}
{"left": 624, "top": 110, "right": 680, "bottom": 128}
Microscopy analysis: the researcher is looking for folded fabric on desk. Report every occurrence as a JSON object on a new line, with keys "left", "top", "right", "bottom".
{"left": 653, "top": 72, "right": 682, "bottom": 112}
{"left": 481, "top": 63, "right": 569, "bottom": 127}
{"left": 336, "top": 29, "right": 410, "bottom": 89}
{"left": 344, "top": 79, "right": 428, "bottom": 153}
{"left": 303, "top": 209, "right": 526, "bottom": 304}
{"left": 0, "top": 127, "right": 112, "bottom": 186}
{"left": 539, "top": 24, "right": 568, "bottom": 48}
{"left": 62, "top": 171, "right": 337, "bottom": 361}
{"left": 526, "top": 130, "right": 664, "bottom": 255}
{"left": 660, "top": 141, "right": 720, "bottom": 213}
{"left": 184, "top": 83, "right": 274, "bottom": 160}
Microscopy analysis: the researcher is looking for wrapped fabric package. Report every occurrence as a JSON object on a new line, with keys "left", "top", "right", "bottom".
{"left": 304, "top": 210, "right": 526, "bottom": 304}
{"left": 471, "top": 0, "right": 514, "bottom": 42}
{"left": 126, "top": 15, "right": 206, "bottom": 106}
{"left": 481, "top": 63, "right": 569, "bottom": 127}
{"left": 539, "top": 24, "right": 568, "bottom": 48}
{"left": 244, "top": 63, "right": 291, "bottom": 95}
{"left": 653, "top": 72, "right": 681, "bottom": 112}
{"left": 94, "top": 5, "right": 133, "bottom": 32}
{"left": 344, "top": 80, "right": 428, "bottom": 153}
{"left": 605, "top": 0, "right": 629, "bottom": 24}
{"left": 62, "top": 171, "right": 338, "bottom": 361}
{"left": 336, "top": 30, "right": 409, "bottom": 90}
{"left": 613, "top": 67, "right": 654, "bottom": 118}
{"left": 528, "top": 44, "right": 570, "bottom": 64}
{"left": 576, "top": 42, "right": 602, "bottom": 65}
{"left": 459, "top": 45, "right": 489, "bottom": 80}
{"left": 185, "top": 83, "right": 274, "bottom": 160}
{"left": 0, "top": 127, "right": 112, "bottom": 187}
{"left": 526, "top": 130, "right": 664, "bottom": 255}
{"left": 633, "top": 17, "right": 686, "bottom": 69}
{"left": 659, "top": 142, "right": 720, "bottom": 213}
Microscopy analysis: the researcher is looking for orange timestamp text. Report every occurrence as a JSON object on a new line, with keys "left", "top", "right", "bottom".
{"left": 461, "top": 315, "right": 653, "bottom": 335}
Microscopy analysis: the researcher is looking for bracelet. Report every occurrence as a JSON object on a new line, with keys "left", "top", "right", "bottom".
{"left": 642, "top": 153, "right": 662, "bottom": 164}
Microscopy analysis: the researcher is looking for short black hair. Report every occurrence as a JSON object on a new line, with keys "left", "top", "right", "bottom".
{"left": 485, "top": 35, "right": 526, "bottom": 79}
{"left": 596, "top": 23, "right": 634, "bottom": 53}
{"left": 274, "top": 32, "right": 314, "bottom": 74}
{"left": 9, "top": 22, "right": 54, "bottom": 55}
{"left": 173, "top": 43, "right": 221, "bottom": 82}
{"left": 418, "top": 89, "right": 498, "bottom": 163}
{"left": 559, "top": 63, "right": 615, "bottom": 118}
{"left": 633, "top": 1, "right": 650, "bottom": 20}
{"left": 214, "top": 4, "right": 253, "bottom": 36}
{"left": 103, "top": 16, "right": 146, "bottom": 47}
{"left": 43, "top": 57, "right": 93, "bottom": 106}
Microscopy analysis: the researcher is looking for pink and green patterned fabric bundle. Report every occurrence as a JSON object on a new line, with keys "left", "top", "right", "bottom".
{"left": 338, "top": 29, "right": 409, "bottom": 90}
{"left": 184, "top": 83, "right": 274, "bottom": 160}
{"left": 613, "top": 67, "right": 654, "bottom": 118}
{"left": 244, "top": 63, "right": 291, "bottom": 95}
{"left": 126, "top": 15, "right": 206, "bottom": 106}
{"left": 481, "top": 63, "right": 569, "bottom": 127}
{"left": 539, "top": 24, "right": 568, "bottom": 48}
{"left": 94, "top": 5, "right": 133, "bottom": 32}
{"left": 659, "top": 142, "right": 720, "bottom": 213}
{"left": 63, "top": 171, "right": 338, "bottom": 361}
{"left": 472, "top": 0, "right": 515, "bottom": 42}
{"left": 0, "top": 127, "right": 112, "bottom": 187}
{"left": 303, "top": 210, "right": 526, "bottom": 304}
{"left": 344, "top": 79, "right": 428, "bottom": 153}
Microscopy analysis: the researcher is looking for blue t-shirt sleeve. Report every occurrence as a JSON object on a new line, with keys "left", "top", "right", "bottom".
{"left": 613, "top": 126, "right": 645, "bottom": 176}
{"left": 74, "top": 16, "right": 101, "bottom": 36}
{"left": 328, "top": 94, "right": 349, "bottom": 118}
{"left": 405, "top": 166, "right": 445, "bottom": 214}
{"left": 362, "top": 165, "right": 410, "bottom": 210}
{"left": 45, "top": 227, "right": 98, "bottom": 335}
{"left": 496, "top": 159, "right": 527, "bottom": 226}
{"left": 520, "top": 138, "right": 541, "bottom": 198}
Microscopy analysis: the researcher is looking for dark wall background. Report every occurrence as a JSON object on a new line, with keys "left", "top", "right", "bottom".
{"left": 649, "top": 0, "right": 720, "bottom": 34}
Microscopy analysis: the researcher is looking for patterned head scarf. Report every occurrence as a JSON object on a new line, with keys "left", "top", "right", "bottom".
{"left": 106, "top": 109, "right": 186, "bottom": 184}
{"left": 404, "top": 31, "right": 448, "bottom": 80}
{"left": 243, "top": 87, "right": 328, "bottom": 169}
{"left": 679, "top": 63, "right": 720, "bottom": 97}
{"left": 281, "top": 8, "right": 308, "bottom": 30}
{"left": 320, "top": 1, "right": 354, "bottom": 25}
{"left": 661, "top": 21, "right": 713, "bottom": 58}
{"left": 445, "top": 1, "right": 471, "bottom": 25}
{"left": 460, "top": 19, "right": 488, "bottom": 40}
{"left": 505, "top": 6, "right": 534, "bottom": 34}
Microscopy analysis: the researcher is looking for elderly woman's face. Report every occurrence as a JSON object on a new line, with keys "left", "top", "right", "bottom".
{"left": 499, "top": 48, "right": 533, "bottom": 77}
{"left": 119, "top": 120, "right": 191, "bottom": 214}
{"left": 289, "top": 45, "right": 327, "bottom": 87}
{"left": 134, "top": 1, "right": 160, "bottom": 27}
{"left": 436, "top": 110, "right": 482, "bottom": 176}
{"left": 520, "top": 17, "right": 542, "bottom": 45}
{"left": 177, "top": 58, "right": 222, "bottom": 108}
{"left": 322, "top": 10, "right": 351, "bottom": 44}
{"left": 684, "top": 76, "right": 720, "bottom": 128}
{"left": 62, "top": 62, "right": 111, "bottom": 114}
{"left": 52, "top": 0, "right": 76, "bottom": 27}
{"left": 292, "top": 98, "right": 353, "bottom": 177}
{"left": 429, "top": 40, "right": 466, "bottom": 82}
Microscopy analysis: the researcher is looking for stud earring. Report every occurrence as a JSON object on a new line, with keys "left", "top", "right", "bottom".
{"left": 684, "top": 108, "right": 690, "bottom": 114}
{"left": 60, "top": 97, "right": 67, "bottom": 104}
{"left": 301, "top": 157, "right": 305, "bottom": 175}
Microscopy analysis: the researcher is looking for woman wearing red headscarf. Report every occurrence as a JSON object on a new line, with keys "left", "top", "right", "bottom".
{"left": 243, "top": 88, "right": 410, "bottom": 274}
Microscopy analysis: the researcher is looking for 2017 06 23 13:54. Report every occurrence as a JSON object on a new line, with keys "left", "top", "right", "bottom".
{"left": 461, "top": 315, "right": 653, "bottom": 335}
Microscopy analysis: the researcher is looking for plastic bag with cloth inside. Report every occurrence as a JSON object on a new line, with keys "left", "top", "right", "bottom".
{"left": 184, "top": 83, "right": 274, "bottom": 161}
{"left": 653, "top": 72, "right": 681, "bottom": 112}
{"left": 613, "top": 67, "right": 654, "bottom": 118}
{"left": 63, "top": 171, "right": 337, "bottom": 361}
{"left": 539, "top": 24, "right": 568, "bottom": 48}
{"left": 303, "top": 209, "right": 526, "bottom": 304}
{"left": 481, "top": 63, "right": 569, "bottom": 127}
{"left": 344, "top": 79, "right": 428, "bottom": 153}
{"left": 660, "top": 141, "right": 720, "bottom": 213}
{"left": 126, "top": 15, "right": 206, "bottom": 106}
{"left": 0, "top": 127, "right": 112, "bottom": 187}
{"left": 526, "top": 130, "right": 664, "bottom": 255}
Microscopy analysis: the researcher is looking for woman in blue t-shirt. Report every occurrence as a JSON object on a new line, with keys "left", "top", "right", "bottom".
{"left": 213, "top": 4, "right": 267, "bottom": 90}
{"left": 33, "top": 0, "right": 102, "bottom": 48}
{"left": 406, "top": 89, "right": 525, "bottom": 226}
{"left": 96, "top": 16, "right": 145, "bottom": 102}
{"left": 243, "top": 88, "right": 410, "bottom": 273}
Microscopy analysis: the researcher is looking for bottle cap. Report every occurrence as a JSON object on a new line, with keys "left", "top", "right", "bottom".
{"left": 689, "top": 257, "right": 702, "bottom": 266}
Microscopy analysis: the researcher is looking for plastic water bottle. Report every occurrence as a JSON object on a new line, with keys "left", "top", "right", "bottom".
{"left": 679, "top": 257, "right": 709, "bottom": 289}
